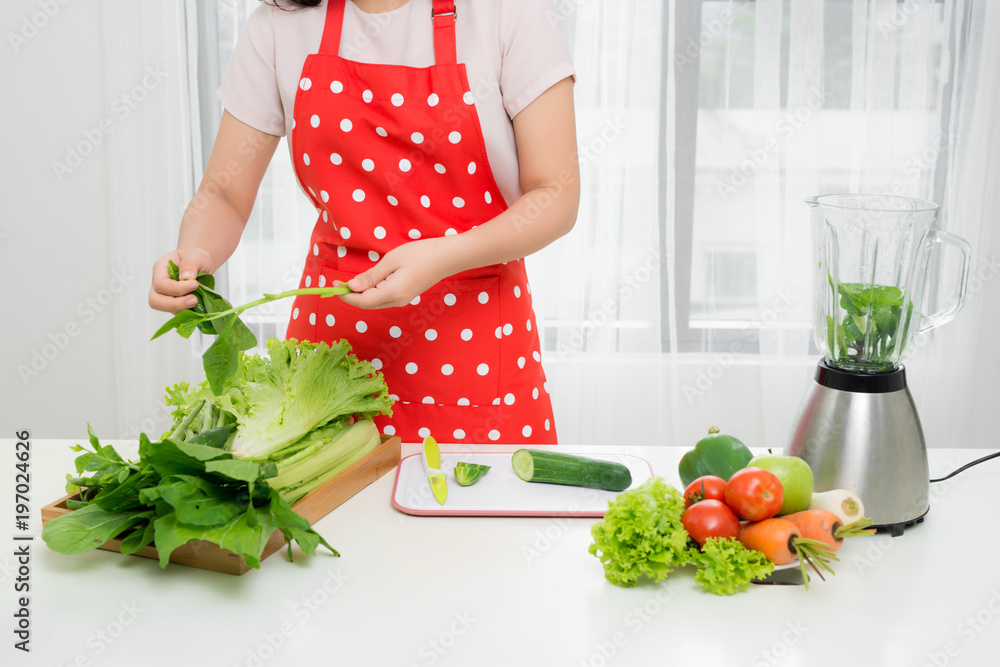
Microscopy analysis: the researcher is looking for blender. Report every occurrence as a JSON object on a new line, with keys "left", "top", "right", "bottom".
{"left": 786, "top": 194, "right": 971, "bottom": 535}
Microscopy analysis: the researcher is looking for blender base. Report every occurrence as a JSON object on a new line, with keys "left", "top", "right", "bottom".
{"left": 873, "top": 506, "right": 928, "bottom": 537}
{"left": 787, "top": 360, "right": 930, "bottom": 534}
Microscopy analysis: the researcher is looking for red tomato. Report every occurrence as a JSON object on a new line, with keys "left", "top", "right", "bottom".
{"left": 683, "top": 475, "right": 728, "bottom": 509}
{"left": 681, "top": 499, "right": 741, "bottom": 547}
{"left": 724, "top": 467, "right": 784, "bottom": 521}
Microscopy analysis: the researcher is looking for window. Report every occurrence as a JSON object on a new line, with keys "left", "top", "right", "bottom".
{"left": 198, "top": 0, "right": 955, "bottom": 360}
{"left": 196, "top": 0, "right": 314, "bottom": 354}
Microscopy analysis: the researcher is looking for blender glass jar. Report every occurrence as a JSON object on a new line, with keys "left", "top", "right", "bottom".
{"left": 809, "top": 194, "right": 971, "bottom": 372}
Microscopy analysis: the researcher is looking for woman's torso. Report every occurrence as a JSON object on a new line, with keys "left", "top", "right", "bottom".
{"left": 219, "top": 0, "right": 575, "bottom": 207}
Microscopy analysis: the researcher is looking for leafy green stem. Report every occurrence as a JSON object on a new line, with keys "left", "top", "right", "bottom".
{"left": 152, "top": 271, "right": 353, "bottom": 395}
{"left": 834, "top": 517, "right": 876, "bottom": 539}
{"left": 794, "top": 537, "right": 839, "bottom": 591}
{"left": 187, "top": 286, "right": 352, "bottom": 328}
{"left": 167, "top": 399, "right": 205, "bottom": 440}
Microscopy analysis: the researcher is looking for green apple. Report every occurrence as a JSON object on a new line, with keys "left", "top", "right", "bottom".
{"left": 747, "top": 454, "right": 814, "bottom": 515}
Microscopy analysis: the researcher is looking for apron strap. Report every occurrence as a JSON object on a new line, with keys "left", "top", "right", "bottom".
{"left": 320, "top": 1, "right": 457, "bottom": 64}
{"left": 319, "top": 0, "right": 346, "bottom": 55}
{"left": 432, "top": 0, "right": 458, "bottom": 65}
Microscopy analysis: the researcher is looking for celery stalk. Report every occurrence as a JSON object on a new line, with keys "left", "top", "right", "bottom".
{"left": 265, "top": 420, "right": 381, "bottom": 504}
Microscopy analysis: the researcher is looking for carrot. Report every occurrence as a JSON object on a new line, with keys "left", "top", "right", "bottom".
{"left": 782, "top": 510, "right": 876, "bottom": 552}
{"left": 739, "top": 518, "right": 800, "bottom": 565}
{"left": 782, "top": 510, "right": 843, "bottom": 551}
{"left": 739, "top": 518, "right": 840, "bottom": 590}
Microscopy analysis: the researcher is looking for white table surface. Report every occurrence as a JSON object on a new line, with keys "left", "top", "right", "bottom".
{"left": 4, "top": 438, "right": 1000, "bottom": 667}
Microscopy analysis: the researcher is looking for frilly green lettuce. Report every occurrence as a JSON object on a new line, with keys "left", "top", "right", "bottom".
{"left": 166, "top": 337, "right": 393, "bottom": 460}
{"left": 692, "top": 537, "right": 774, "bottom": 596}
{"left": 589, "top": 476, "right": 777, "bottom": 595}
{"left": 588, "top": 476, "right": 691, "bottom": 587}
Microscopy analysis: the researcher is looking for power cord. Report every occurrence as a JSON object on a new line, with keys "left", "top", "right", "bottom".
{"left": 929, "top": 450, "right": 1000, "bottom": 483}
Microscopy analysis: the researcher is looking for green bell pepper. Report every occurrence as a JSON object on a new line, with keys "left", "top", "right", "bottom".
{"left": 678, "top": 427, "right": 753, "bottom": 487}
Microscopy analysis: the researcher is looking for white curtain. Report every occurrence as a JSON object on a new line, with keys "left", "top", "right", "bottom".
{"left": 112, "top": 0, "right": 998, "bottom": 449}
{"left": 208, "top": 2, "right": 316, "bottom": 344}
{"left": 105, "top": 0, "right": 315, "bottom": 439}
{"left": 103, "top": 0, "right": 203, "bottom": 439}
{"left": 914, "top": 0, "right": 1000, "bottom": 450}
{"left": 530, "top": 0, "right": 998, "bottom": 449}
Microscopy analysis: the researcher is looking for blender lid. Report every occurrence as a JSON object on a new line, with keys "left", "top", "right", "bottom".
{"left": 808, "top": 193, "right": 940, "bottom": 213}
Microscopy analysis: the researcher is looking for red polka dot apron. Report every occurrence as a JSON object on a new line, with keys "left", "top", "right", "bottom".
{"left": 285, "top": 0, "right": 557, "bottom": 445}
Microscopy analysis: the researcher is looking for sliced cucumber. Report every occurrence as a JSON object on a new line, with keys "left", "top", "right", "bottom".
{"left": 454, "top": 462, "right": 491, "bottom": 487}
{"left": 511, "top": 449, "right": 632, "bottom": 492}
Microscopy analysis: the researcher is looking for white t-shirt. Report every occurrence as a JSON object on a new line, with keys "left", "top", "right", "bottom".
{"left": 218, "top": 0, "right": 575, "bottom": 205}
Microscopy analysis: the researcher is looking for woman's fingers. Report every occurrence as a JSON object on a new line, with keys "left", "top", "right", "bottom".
{"left": 340, "top": 284, "right": 401, "bottom": 309}
{"left": 346, "top": 272, "right": 379, "bottom": 294}
{"left": 148, "top": 249, "right": 211, "bottom": 313}
{"left": 339, "top": 275, "right": 407, "bottom": 309}
{"left": 340, "top": 257, "right": 405, "bottom": 309}
{"left": 148, "top": 288, "right": 198, "bottom": 314}
{"left": 340, "top": 239, "right": 454, "bottom": 309}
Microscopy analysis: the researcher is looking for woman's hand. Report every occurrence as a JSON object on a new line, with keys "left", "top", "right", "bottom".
{"left": 340, "top": 237, "right": 459, "bottom": 309}
{"left": 148, "top": 248, "right": 213, "bottom": 313}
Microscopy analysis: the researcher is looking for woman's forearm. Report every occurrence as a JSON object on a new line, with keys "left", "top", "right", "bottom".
{"left": 444, "top": 179, "right": 580, "bottom": 275}
{"left": 175, "top": 190, "right": 250, "bottom": 275}
{"left": 177, "top": 110, "right": 281, "bottom": 275}
{"left": 442, "top": 76, "right": 580, "bottom": 275}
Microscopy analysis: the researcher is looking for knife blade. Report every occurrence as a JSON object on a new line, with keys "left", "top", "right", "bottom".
{"left": 751, "top": 567, "right": 806, "bottom": 586}
{"left": 422, "top": 436, "right": 447, "bottom": 505}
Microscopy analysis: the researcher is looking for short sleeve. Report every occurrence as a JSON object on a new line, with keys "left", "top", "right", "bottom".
{"left": 498, "top": 0, "right": 576, "bottom": 119}
{"left": 217, "top": 4, "right": 286, "bottom": 137}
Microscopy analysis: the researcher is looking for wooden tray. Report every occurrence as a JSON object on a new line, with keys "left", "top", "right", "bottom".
{"left": 40, "top": 434, "right": 401, "bottom": 575}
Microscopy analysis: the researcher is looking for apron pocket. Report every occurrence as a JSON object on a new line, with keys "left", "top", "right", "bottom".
{"left": 382, "top": 275, "right": 502, "bottom": 407}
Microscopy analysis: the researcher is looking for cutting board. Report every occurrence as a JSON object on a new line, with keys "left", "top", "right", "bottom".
{"left": 391, "top": 451, "right": 654, "bottom": 516}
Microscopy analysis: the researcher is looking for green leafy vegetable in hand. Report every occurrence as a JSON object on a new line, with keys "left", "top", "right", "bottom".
{"left": 153, "top": 261, "right": 353, "bottom": 395}
{"left": 588, "top": 476, "right": 691, "bottom": 587}
{"left": 156, "top": 262, "right": 259, "bottom": 395}
{"left": 690, "top": 537, "right": 774, "bottom": 596}
{"left": 173, "top": 263, "right": 257, "bottom": 341}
